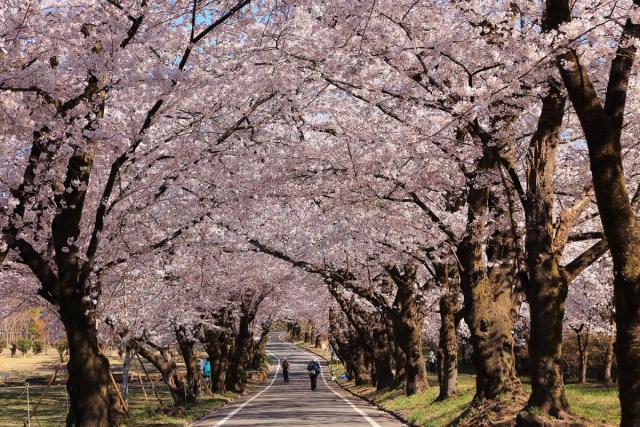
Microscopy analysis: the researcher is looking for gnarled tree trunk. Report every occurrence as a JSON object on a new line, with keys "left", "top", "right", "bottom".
{"left": 386, "top": 264, "right": 429, "bottom": 395}
{"left": 329, "top": 283, "right": 395, "bottom": 389}
{"left": 555, "top": 4, "right": 640, "bottom": 421}
{"left": 61, "top": 298, "right": 125, "bottom": 427}
{"left": 204, "top": 327, "right": 233, "bottom": 393}
{"left": 437, "top": 289, "right": 459, "bottom": 400}
{"left": 175, "top": 325, "right": 209, "bottom": 398}
{"left": 523, "top": 84, "right": 608, "bottom": 418}
{"left": 251, "top": 322, "right": 271, "bottom": 370}
{"left": 135, "top": 340, "right": 192, "bottom": 406}
{"left": 329, "top": 307, "right": 371, "bottom": 385}
{"left": 226, "top": 289, "right": 270, "bottom": 392}
{"left": 457, "top": 148, "right": 523, "bottom": 403}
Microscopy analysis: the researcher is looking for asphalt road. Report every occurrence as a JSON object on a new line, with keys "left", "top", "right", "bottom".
{"left": 191, "top": 332, "right": 405, "bottom": 427}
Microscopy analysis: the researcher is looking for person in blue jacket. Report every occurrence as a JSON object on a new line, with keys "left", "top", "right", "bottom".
{"left": 203, "top": 358, "right": 212, "bottom": 382}
{"left": 307, "top": 359, "right": 321, "bottom": 391}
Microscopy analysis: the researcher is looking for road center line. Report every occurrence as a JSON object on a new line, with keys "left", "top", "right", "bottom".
{"left": 212, "top": 351, "right": 280, "bottom": 426}
{"left": 277, "top": 333, "right": 382, "bottom": 427}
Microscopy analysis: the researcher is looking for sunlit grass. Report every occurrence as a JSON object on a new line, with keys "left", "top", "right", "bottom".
{"left": 341, "top": 375, "right": 619, "bottom": 426}
{"left": 294, "top": 340, "right": 620, "bottom": 426}
{"left": 0, "top": 348, "right": 245, "bottom": 427}
{"left": 565, "top": 383, "right": 619, "bottom": 426}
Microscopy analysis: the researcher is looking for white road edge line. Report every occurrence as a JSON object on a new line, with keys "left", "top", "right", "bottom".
{"left": 211, "top": 350, "right": 280, "bottom": 426}
{"left": 278, "top": 333, "right": 382, "bottom": 427}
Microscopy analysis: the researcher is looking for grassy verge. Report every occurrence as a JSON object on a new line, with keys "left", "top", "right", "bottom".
{"left": 293, "top": 340, "right": 620, "bottom": 426}
{"left": 0, "top": 350, "right": 272, "bottom": 426}
{"left": 0, "top": 383, "right": 236, "bottom": 427}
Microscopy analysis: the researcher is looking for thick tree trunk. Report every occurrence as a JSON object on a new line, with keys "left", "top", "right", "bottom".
{"left": 437, "top": 292, "right": 459, "bottom": 400}
{"left": 329, "top": 307, "right": 371, "bottom": 385}
{"left": 175, "top": 327, "right": 209, "bottom": 398}
{"left": 384, "top": 315, "right": 406, "bottom": 388}
{"left": 371, "top": 324, "right": 396, "bottom": 389}
{"left": 527, "top": 279, "right": 570, "bottom": 415}
{"left": 61, "top": 301, "right": 124, "bottom": 427}
{"left": 226, "top": 290, "right": 269, "bottom": 393}
{"left": 352, "top": 343, "right": 372, "bottom": 384}
{"left": 613, "top": 263, "right": 640, "bottom": 426}
{"left": 386, "top": 265, "right": 429, "bottom": 395}
{"left": 293, "top": 324, "right": 301, "bottom": 340}
{"left": 226, "top": 342, "right": 252, "bottom": 392}
{"left": 457, "top": 150, "right": 523, "bottom": 403}
{"left": 251, "top": 324, "right": 270, "bottom": 370}
{"left": 329, "top": 284, "right": 395, "bottom": 390}
{"left": 393, "top": 341, "right": 407, "bottom": 388}
{"left": 523, "top": 84, "right": 573, "bottom": 418}
{"left": 558, "top": 26, "right": 640, "bottom": 424}
{"left": 204, "top": 327, "right": 232, "bottom": 393}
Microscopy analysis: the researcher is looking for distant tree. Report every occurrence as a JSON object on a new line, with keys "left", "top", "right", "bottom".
{"left": 32, "top": 339, "right": 44, "bottom": 355}
{"left": 16, "top": 338, "right": 32, "bottom": 357}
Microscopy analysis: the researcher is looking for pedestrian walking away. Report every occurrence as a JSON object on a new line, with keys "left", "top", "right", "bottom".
{"left": 427, "top": 350, "right": 436, "bottom": 373}
{"left": 282, "top": 357, "right": 290, "bottom": 383}
{"left": 307, "top": 358, "right": 321, "bottom": 391}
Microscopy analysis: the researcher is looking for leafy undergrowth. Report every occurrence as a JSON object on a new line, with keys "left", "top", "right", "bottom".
{"left": 128, "top": 391, "right": 237, "bottom": 427}
{"left": 294, "top": 339, "right": 620, "bottom": 426}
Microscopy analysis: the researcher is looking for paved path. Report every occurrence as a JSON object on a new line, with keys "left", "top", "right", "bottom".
{"left": 191, "top": 332, "right": 405, "bottom": 427}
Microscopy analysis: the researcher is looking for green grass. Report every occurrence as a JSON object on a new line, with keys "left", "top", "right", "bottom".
{"left": 293, "top": 339, "right": 620, "bottom": 426}
{"left": 0, "top": 383, "right": 236, "bottom": 427}
{"left": 341, "top": 375, "right": 620, "bottom": 426}
{"left": 128, "top": 388, "right": 236, "bottom": 427}
{"left": 0, "top": 347, "right": 248, "bottom": 427}
{"left": 343, "top": 373, "right": 475, "bottom": 427}
{"left": 565, "top": 383, "right": 620, "bottom": 426}
{"left": 0, "top": 347, "right": 273, "bottom": 426}
{"left": 1, "top": 340, "right": 620, "bottom": 426}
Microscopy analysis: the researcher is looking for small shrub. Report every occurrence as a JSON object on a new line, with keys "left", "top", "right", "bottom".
{"left": 16, "top": 338, "right": 32, "bottom": 356}
{"left": 0, "top": 338, "right": 6, "bottom": 354}
{"left": 32, "top": 339, "right": 45, "bottom": 355}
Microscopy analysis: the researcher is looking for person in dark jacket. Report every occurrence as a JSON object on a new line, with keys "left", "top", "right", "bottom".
{"left": 282, "top": 357, "right": 290, "bottom": 383}
{"left": 307, "top": 359, "right": 321, "bottom": 391}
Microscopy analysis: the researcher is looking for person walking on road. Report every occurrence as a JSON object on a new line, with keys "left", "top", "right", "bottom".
{"left": 282, "top": 357, "right": 290, "bottom": 383}
{"left": 307, "top": 358, "right": 321, "bottom": 391}
{"left": 427, "top": 351, "right": 436, "bottom": 373}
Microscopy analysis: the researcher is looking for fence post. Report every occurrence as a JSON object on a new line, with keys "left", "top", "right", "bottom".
{"left": 25, "top": 381, "right": 31, "bottom": 427}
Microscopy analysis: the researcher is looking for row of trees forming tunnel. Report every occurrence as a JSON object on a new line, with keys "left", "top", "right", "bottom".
{"left": 100, "top": 288, "right": 272, "bottom": 426}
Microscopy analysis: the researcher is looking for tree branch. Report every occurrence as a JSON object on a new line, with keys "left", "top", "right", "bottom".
{"left": 564, "top": 239, "right": 609, "bottom": 281}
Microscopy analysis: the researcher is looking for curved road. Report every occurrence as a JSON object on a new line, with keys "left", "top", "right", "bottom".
{"left": 191, "top": 332, "right": 405, "bottom": 426}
